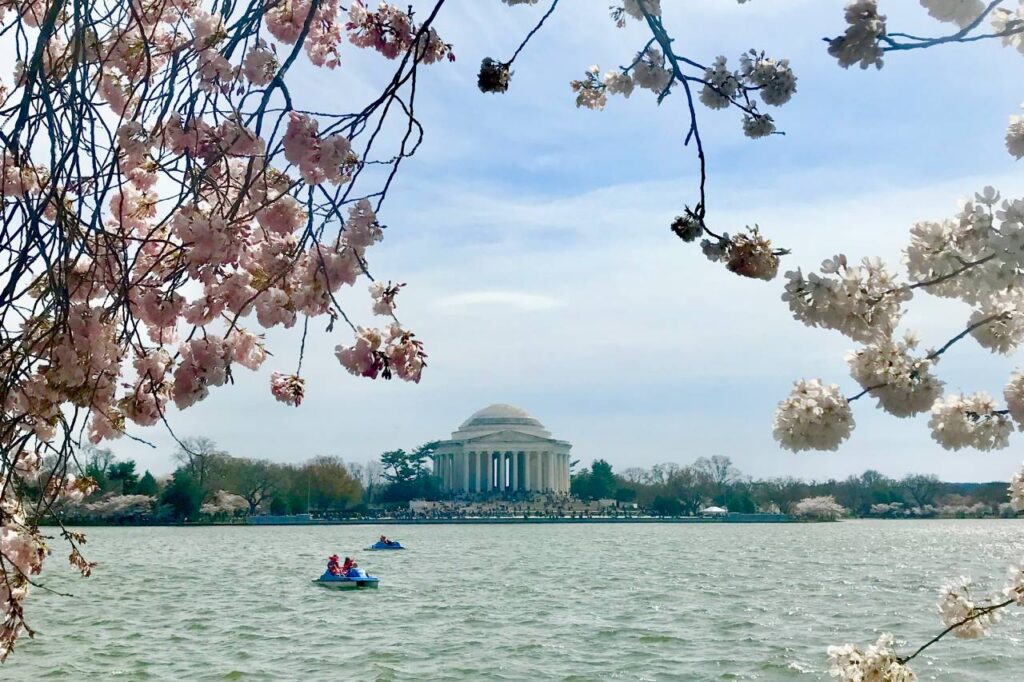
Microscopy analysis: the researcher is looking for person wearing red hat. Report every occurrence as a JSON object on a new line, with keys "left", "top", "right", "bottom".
{"left": 327, "top": 554, "right": 342, "bottom": 576}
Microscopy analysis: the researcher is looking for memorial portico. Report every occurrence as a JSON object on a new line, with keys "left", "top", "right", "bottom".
{"left": 432, "top": 404, "right": 572, "bottom": 495}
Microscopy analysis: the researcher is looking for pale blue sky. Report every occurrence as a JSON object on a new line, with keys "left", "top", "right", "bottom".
{"left": 109, "top": 1, "right": 1024, "bottom": 482}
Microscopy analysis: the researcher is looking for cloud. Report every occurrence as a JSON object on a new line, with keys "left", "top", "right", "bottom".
{"left": 434, "top": 291, "right": 565, "bottom": 312}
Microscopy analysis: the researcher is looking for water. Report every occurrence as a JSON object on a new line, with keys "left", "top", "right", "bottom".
{"left": 7, "top": 520, "right": 1024, "bottom": 680}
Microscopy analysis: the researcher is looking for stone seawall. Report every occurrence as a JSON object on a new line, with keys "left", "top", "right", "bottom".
{"left": 246, "top": 514, "right": 793, "bottom": 525}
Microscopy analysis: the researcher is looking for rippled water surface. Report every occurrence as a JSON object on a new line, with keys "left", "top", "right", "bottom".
{"left": 7, "top": 520, "right": 1024, "bottom": 680}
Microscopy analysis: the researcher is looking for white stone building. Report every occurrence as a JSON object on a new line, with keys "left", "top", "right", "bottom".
{"left": 433, "top": 404, "right": 571, "bottom": 495}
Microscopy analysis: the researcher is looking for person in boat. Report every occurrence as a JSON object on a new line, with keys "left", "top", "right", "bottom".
{"left": 341, "top": 556, "right": 354, "bottom": 575}
{"left": 326, "top": 554, "right": 342, "bottom": 576}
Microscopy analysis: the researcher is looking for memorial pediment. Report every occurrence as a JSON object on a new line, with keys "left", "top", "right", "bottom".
{"left": 461, "top": 430, "right": 556, "bottom": 445}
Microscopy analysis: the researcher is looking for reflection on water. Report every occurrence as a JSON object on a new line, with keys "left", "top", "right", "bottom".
{"left": 8, "top": 520, "right": 1024, "bottom": 680}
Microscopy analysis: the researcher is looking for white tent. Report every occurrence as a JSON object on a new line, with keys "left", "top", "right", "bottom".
{"left": 700, "top": 506, "right": 728, "bottom": 517}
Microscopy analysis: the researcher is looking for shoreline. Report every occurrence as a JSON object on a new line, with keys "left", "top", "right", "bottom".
{"left": 250, "top": 515, "right": 796, "bottom": 525}
{"left": 45, "top": 516, "right": 1022, "bottom": 527}
{"left": 50, "top": 515, "right": 799, "bottom": 527}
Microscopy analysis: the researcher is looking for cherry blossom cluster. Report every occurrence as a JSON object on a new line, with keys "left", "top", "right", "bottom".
{"left": 1009, "top": 461, "right": 1024, "bottom": 511}
{"left": 569, "top": 48, "right": 671, "bottom": 111}
{"left": 827, "top": 1, "right": 888, "bottom": 70}
{"left": 772, "top": 379, "right": 854, "bottom": 452}
{"left": 928, "top": 392, "right": 1013, "bottom": 451}
{"left": 270, "top": 372, "right": 306, "bottom": 407}
{"left": 571, "top": 4, "right": 796, "bottom": 142}
{"left": 782, "top": 255, "right": 907, "bottom": 343}
{"left": 62, "top": 494, "right": 156, "bottom": 520}
{"left": 826, "top": 634, "right": 916, "bottom": 682}
{"left": 846, "top": 334, "right": 943, "bottom": 417}
{"left": 828, "top": 1, "right": 1024, "bottom": 159}
{"left": 1007, "top": 105, "right": 1024, "bottom": 159}
{"left": 1, "top": 0, "right": 453, "bottom": 658}
{"left": 200, "top": 490, "right": 250, "bottom": 515}
{"left": 791, "top": 495, "right": 846, "bottom": 520}
{"left": 700, "top": 227, "right": 781, "bottom": 281}
{"left": 370, "top": 281, "right": 405, "bottom": 316}
{"left": 776, "top": 189, "right": 1024, "bottom": 453}
{"left": 937, "top": 577, "right": 1001, "bottom": 638}
{"left": 347, "top": 1, "right": 454, "bottom": 63}
{"left": 991, "top": 2, "right": 1024, "bottom": 53}
{"left": 699, "top": 50, "right": 795, "bottom": 138}
{"left": 2, "top": 450, "right": 96, "bottom": 659}
{"left": 921, "top": 0, "right": 987, "bottom": 28}
{"left": 335, "top": 324, "right": 427, "bottom": 382}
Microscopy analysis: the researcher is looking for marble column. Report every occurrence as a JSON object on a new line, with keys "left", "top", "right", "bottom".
{"left": 511, "top": 452, "right": 520, "bottom": 492}
{"left": 566, "top": 454, "right": 572, "bottom": 492}
{"left": 496, "top": 452, "right": 504, "bottom": 492}
{"left": 524, "top": 451, "right": 533, "bottom": 492}
{"left": 461, "top": 452, "right": 470, "bottom": 492}
{"left": 545, "top": 451, "right": 554, "bottom": 492}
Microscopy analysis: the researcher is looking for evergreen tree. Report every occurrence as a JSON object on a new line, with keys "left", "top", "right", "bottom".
{"left": 136, "top": 471, "right": 159, "bottom": 497}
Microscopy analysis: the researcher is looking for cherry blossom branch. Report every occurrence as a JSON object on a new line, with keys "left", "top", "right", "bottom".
{"left": 898, "top": 598, "right": 1014, "bottom": 665}
{"left": 506, "top": 0, "right": 559, "bottom": 67}
{"left": 926, "top": 312, "right": 1010, "bottom": 361}
{"left": 881, "top": 1, "right": 1021, "bottom": 52}
{"left": 845, "top": 312, "right": 1010, "bottom": 403}
{"left": 847, "top": 383, "right": 885, "bottom": 403}
{"left": 906, "top": 253, "right": 996, "bottom": 292}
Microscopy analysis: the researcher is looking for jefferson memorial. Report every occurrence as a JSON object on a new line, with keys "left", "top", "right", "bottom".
{"left": 433, "top": 404, "right": 572, "bottom": 495}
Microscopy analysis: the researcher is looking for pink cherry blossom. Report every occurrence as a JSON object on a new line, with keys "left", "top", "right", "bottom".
{"left": 270, "top": 372, "right": 306, "bottom": 406}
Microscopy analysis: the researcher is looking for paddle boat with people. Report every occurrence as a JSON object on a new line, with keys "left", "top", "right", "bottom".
{"left": 366, "top": 535, "right": 405, "bottom": 551}
{"left": 313, "top": 555, "right": 379, "bottom": 590}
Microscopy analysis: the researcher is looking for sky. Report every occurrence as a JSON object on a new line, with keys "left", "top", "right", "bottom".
{"left": 107, "top": 0, "right": 1024, "bottom": 482}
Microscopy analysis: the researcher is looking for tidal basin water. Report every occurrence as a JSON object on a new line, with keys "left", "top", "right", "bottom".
{"left": 7, "top": 520, "right": 1024, "bottom": 680}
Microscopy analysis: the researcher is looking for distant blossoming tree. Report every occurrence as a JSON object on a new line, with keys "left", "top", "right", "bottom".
{"left": 792, "top": 495, "right": 846, "bottom": 521}
{"left": 0, "top": 0, "right": 448, "bottom": 659}
{"left": 199, "top": 490, "right": 249, "bottom": 516}
{"left": 490, "top": 0, "right": 1024, "bottom": 677}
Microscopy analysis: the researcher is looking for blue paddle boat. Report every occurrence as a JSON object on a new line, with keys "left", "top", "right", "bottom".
{"left": 367, "top": 539, "right": 405, "bottom": 551}
{"left": 313, "top": 567, "right": 379, "bottom": 590}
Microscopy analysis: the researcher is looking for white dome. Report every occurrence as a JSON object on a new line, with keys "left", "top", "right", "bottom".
{"left": 451, "top": 403, "right": 551, "bottom": 439}
{"left": 461, "top": 404, "right": 536, "bottom": 424}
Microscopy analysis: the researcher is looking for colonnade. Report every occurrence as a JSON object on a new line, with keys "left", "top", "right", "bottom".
{"left": 432, "top": 450, "right": 570, "bottom": 494}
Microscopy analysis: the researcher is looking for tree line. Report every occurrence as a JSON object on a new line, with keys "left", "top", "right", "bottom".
{"left": 60, "top": 445, "right": 1016, "bottom": 523}
{"left": 571, "top": 455, "right": 1016, "bottom": 518}
{"left": 60, "top": 438, "right": 450, "bottom": 522}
